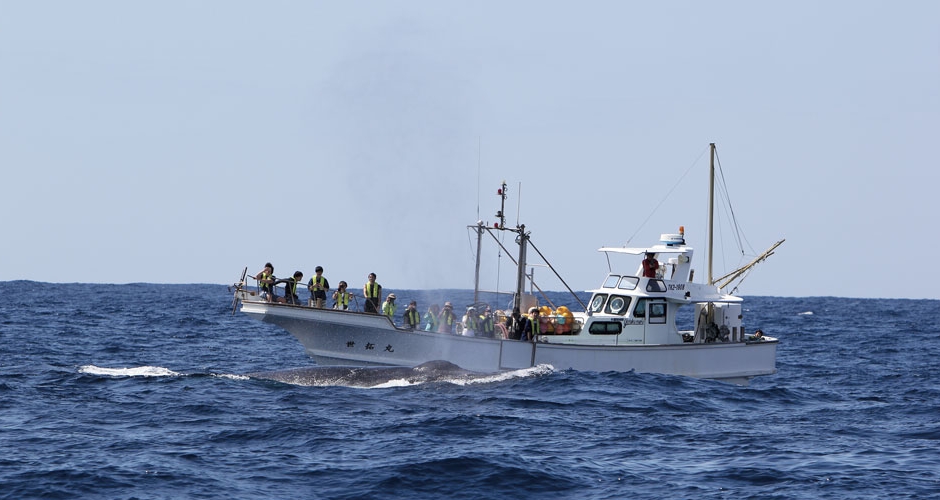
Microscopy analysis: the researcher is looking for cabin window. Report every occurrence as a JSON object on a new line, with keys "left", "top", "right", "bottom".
{"left": 588, "top": 321, "right": 623, "bottom": 335}
{"left": 604, "top": 295, "right": 631, "bottom": 315}
{"left": 617, "top": 276, "right": 639, "bottom": 290}
{"left": 646, "top": 280, "right": 667, "bottom": 292}
{"left": 588, "top": 294, "right": 608, "bottom": 313}
{"left": 633, "top": 299, "right": 646, "bottom": 318}
{"left": 649, "top": 302, "right": 667, "bottom": 324}
{"left": 603, "top": 275, "right": 621, "bottom": 288}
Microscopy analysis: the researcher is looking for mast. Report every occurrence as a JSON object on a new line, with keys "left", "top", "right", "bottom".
{"left": 473, "top": 222, "right": 483, "bottom": 304}
{"left": 707, "top": 142, "right": 716, "bottom": 285}
{"left": 475, "top": 182, "right": 508, "bottom": 304}
{"left": 514, "top": 224, "right": 528, "bottom": 312}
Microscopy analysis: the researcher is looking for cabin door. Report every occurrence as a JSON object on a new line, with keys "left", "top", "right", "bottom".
{"left": 644, "top": 300, "right": 668, "bottom": 343}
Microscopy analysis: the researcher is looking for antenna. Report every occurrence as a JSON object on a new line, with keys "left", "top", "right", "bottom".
{"left": 496, "top": 181, "right": 507, "bottom": 229}
{"left": 476, "top": 136, "right": 481, "bottom": 220}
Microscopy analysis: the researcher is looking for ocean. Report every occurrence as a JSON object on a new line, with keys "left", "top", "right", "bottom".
{"left": 1, "top": 281, "right": 938, "bottom": 499}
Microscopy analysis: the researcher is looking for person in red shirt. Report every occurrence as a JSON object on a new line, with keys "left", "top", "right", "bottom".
{"left": 642, "top": 252, "right": 659, "bottom": 278}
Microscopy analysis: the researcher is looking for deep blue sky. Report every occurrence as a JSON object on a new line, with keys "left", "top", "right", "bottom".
{"left": 2, "top": 1, "right": 937, "bottom": 299}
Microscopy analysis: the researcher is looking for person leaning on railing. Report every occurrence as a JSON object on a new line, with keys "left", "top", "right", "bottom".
{"left": 277, "top": 271, "right": 304, "bottom": 305}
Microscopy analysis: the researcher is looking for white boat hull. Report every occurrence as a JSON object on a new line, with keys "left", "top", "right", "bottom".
{"left": 240, "top": 299, "right": 777, "bottom": 384}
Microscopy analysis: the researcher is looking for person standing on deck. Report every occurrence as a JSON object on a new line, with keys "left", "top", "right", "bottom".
{"left": 642, "top": 252, "right": 660, "bottom": 278}
{"left": 255, "top": 263, "right": 276, "bottom": 302}
{"left": 522, "top": 307, "right": 541, "bottom": 341}
{"left": 424, "top": 304, "right": 440, "bottom": 331}
{"left": 507, "top": 307, "right": 524, "bottom": 340}
{"left": 363, "top": 273, "right": 382, "bottom": 314}
{"left": 438, "top": 302, "right": 456, "bottom": 334}
{"left": 382, "top": 293, "right": 397, "bottom": 320}
{"left": 403, "top": 301, "right": 421, "bottom": 330}
{"left": 479, "top": 307, "right": 495, "bottom": 338}
{"left": 332, "top": 281, "right": 351, "bottom": 310}
{"left": 462, "top": 307, "right": 479, "bottom": 336}
{"left": 307, "top": 266, "right": 330, "bottom": 308}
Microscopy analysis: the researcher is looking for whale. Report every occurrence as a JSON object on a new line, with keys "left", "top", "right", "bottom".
{"left": 247, "top": 360, "right": 499, "bottom": 388}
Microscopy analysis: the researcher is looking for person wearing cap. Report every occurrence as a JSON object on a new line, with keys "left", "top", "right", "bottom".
{"left": 479, "top": 307, "right": 495, "bottom": 338}
{"left": 403, "top": 300, "right": 420, "bottom": 330}
{"left": 307, "top": 265, "right": 330, "bottom": 308}
{"left": 332, "top": 281, "right": 351, "bottom": 310}
{"left": 642, "top": 252, "right": 660, "bottom": 278}
{"left": 382, "top": 293, "right": 397, "bottom": 320}
{"left": 423, "top": 304, "right": 440, "bottom": 332}
{"left": 438, "top": 302, "right": 456, "bottom": 334}
{"left": 462, "top": 307, "right": 478, "bottom": 336}
{"left": 363, "top": 273, "right": 382, "bottom": 314}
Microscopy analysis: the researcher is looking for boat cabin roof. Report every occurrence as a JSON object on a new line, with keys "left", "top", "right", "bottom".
{"left": 597, "top": 245, "right": 691, "bottom": 255}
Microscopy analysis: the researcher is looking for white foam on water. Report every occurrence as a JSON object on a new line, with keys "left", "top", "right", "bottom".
{"left": 370, "top": 363, "right": 556, "bottom": 388}
{"left": 78, "top": 365, "right": 183, "bottom": 377}
{"left": 451, "top": 363, "right": 556, "bottom": 386}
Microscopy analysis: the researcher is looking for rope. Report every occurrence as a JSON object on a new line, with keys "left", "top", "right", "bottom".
{"left": 626, "top": 145, "right": 708, "bottom": 245}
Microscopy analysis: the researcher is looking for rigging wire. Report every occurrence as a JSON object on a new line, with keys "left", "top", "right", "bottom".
{"left": 710, "top": 146, "right": 768, "bottom": 288}
{"left": 714, "top": 148, "right": 756, "bottom": 256}
{"left": 713, "top": 149, "right": 742, "bottom": 254}
{"left": 626, "top": 145, "right": 709, "bottom": 245}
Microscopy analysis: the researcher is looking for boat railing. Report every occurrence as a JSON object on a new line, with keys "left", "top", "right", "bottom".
{"left": 240, "top": 275, "right": 583, "bottom": 333}
{"left": 240, "top": 274, "right": 376, "bottom": 311}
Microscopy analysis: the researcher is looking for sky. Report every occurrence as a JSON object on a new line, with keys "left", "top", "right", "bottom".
{"left": 1, "top": 1, "right": 938, "bottom": 299}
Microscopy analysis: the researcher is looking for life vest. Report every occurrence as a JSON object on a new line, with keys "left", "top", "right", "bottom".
{"left": 310, "top": 276, "right": 328, "bottom": 291}
{"left": 405, "top": 309, "right": 420, "bottom": 328}
{"left": 480, "top": 315, "right": 494, "bottom": 335}
{"left": 285, "top": 277, "right": 298, "bottom": 296}
{"left": 382, "top": 301, "right": 397, "bottom": 318}
{"left": 334, "top": 291, "right": 350, "bottom": 308}
{"left": 439, "top": 311, "right": 455, "bottom": 333}
{"left": 260, "top": 272, "right": 273, "bottom": 292}
{"left": 424, "top": 310, "right": 439, "bottom": 331}
{"left": 465, "top": 314, "right": 478, "bottom": 331}
{"left": 365, "top": 282, "right": 381, "bottom": 299}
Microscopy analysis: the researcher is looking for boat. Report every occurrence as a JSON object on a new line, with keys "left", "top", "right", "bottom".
{"left": 231, "top": 143, "right": 782, "bottom": 384}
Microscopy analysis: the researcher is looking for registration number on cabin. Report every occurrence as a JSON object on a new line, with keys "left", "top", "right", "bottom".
{"left": 667, "top": 284, "right": 686, "bottom": 291}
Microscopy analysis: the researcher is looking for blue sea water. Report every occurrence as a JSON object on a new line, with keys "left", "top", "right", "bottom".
{"left": 1, "top": 281, "right": 939, "bottom": 499}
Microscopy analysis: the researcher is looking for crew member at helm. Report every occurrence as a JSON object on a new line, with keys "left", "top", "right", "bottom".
{"left": 642, "top": 252, "right": 660, "bottom": 278}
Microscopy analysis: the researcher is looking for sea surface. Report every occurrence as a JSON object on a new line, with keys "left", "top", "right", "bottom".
{"left": 1, "top": 281, "right": 938, "bottom": 499}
